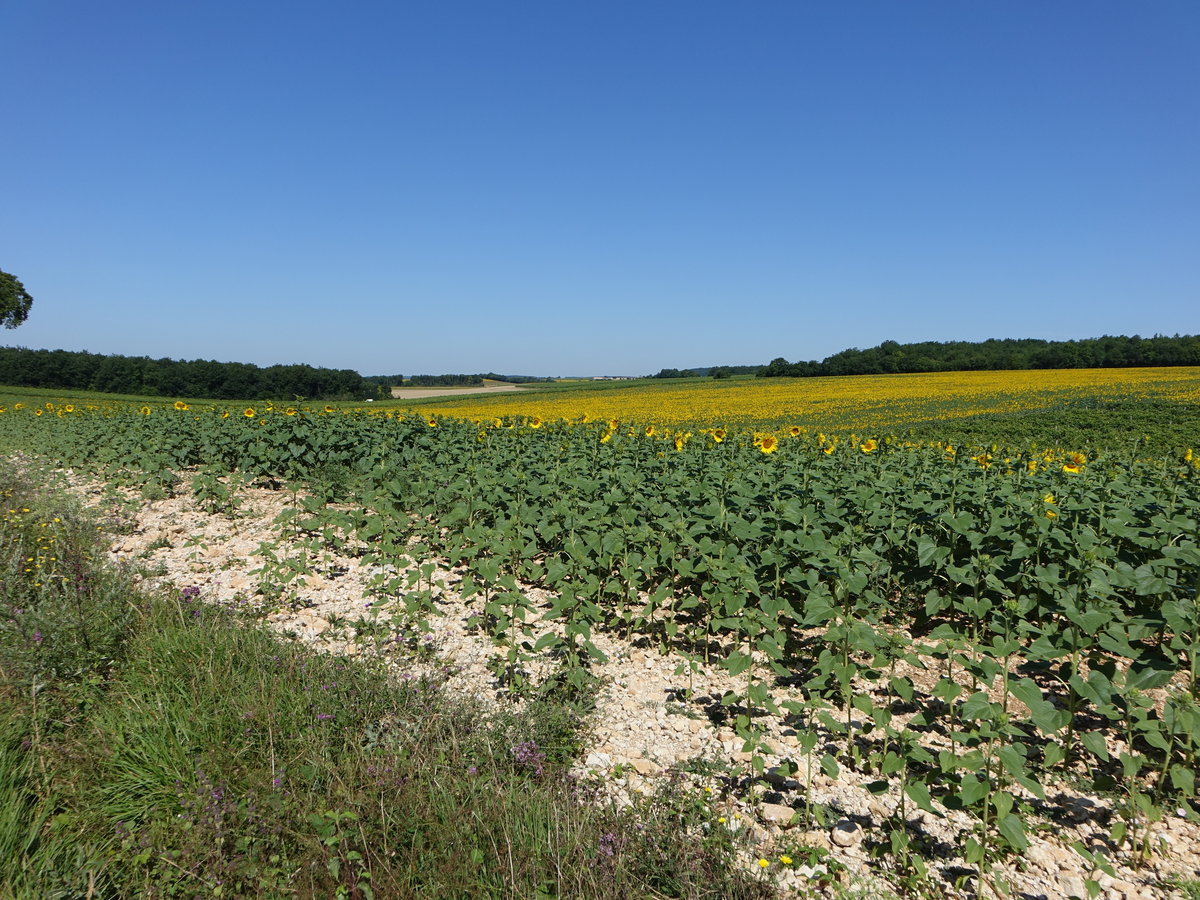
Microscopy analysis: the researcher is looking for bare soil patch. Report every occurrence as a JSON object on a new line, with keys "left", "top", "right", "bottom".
{"left": 389, "top": 383, "right": 531, "bottom": 399}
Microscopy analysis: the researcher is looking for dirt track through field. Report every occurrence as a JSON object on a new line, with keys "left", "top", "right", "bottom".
{"left": 389, "top": 384, "right": 531, "bottom": 399}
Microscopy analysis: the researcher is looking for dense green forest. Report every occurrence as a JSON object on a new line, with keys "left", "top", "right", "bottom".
{"left": 0, "top": 347, "right": 379, "bottom": 400}
{"left": 760, "top": 334, "right": 1200, "bottom": 377}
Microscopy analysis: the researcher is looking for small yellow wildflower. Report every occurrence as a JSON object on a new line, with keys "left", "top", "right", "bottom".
{"left": 757, "top": 858, "right": 770, "bottom": 869}
{"left": 779, "top": 855, "right": 793, "bottom": 865}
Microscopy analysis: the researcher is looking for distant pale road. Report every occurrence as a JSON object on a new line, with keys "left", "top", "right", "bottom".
{"left": 389, "top": 384, "right": 530, "bottom": 400}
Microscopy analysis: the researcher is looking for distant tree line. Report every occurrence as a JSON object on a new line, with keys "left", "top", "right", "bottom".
{"left": 760, "top": 335, "right": 1200, "bottom": 378}
{"left": 0, "top": 347, "right": 376, "bottom": 400}
{"left": 649, "top": 365, "right": 764, "bottom": 379}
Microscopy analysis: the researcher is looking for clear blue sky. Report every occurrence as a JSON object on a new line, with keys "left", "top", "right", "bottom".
{"left": 2, "top": 1, "right": 1196, "bottom": 377}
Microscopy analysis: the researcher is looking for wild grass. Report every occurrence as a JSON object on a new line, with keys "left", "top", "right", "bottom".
{"left": 0, "top": 460, "right": 772, "bottom": 899}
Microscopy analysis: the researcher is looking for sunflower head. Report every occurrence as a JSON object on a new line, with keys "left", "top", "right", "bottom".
{"left": 759, "top": 434, "right": 779, "bottom": 455}
{"left": 860, "top": 439, "right": 878, "bottom": 454}
{"left": 174, "top": 401, "right": 189, "bottom": 411}
{"left": 244, "top": 408, "right": 256, "bottom": 418}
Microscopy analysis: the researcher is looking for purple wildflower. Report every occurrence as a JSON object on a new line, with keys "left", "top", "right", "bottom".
{"left": 511, "top": 741, "right": 546, "bottom": 776}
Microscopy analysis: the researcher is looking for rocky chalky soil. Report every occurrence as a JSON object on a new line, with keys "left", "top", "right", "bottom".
{"left": 65, "top": 471, "right": 1200, "bottom": 900}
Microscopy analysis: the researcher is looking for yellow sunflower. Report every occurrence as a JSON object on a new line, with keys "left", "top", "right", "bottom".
{"left": 759, "top": 434, "right": 779, "bottom": 454}
{"left": 174, "top": 401, "right": 189, "bottom": 411}
{"left": 244, "top": 408, "right": 256, "bottom": 418}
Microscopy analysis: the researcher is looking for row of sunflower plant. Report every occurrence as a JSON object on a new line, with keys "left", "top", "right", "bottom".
{"left": 1, "top": 398, "right": 1197, "bottom": 890}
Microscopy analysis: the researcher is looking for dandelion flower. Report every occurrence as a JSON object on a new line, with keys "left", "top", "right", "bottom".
{"left": 757, "top": 858, "right": 770, "bottom": 869}
{"left": 779, "top": 855, "right": 793, "bottom": 866}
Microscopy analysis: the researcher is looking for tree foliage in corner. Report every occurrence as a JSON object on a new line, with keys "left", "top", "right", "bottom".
{"left": 0, "top": 269, "right": 33, "bottom": 328}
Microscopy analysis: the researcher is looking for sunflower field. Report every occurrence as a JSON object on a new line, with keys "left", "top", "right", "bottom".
{"left": 1, "top": 367, "right": 1199, "bottom": 889}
